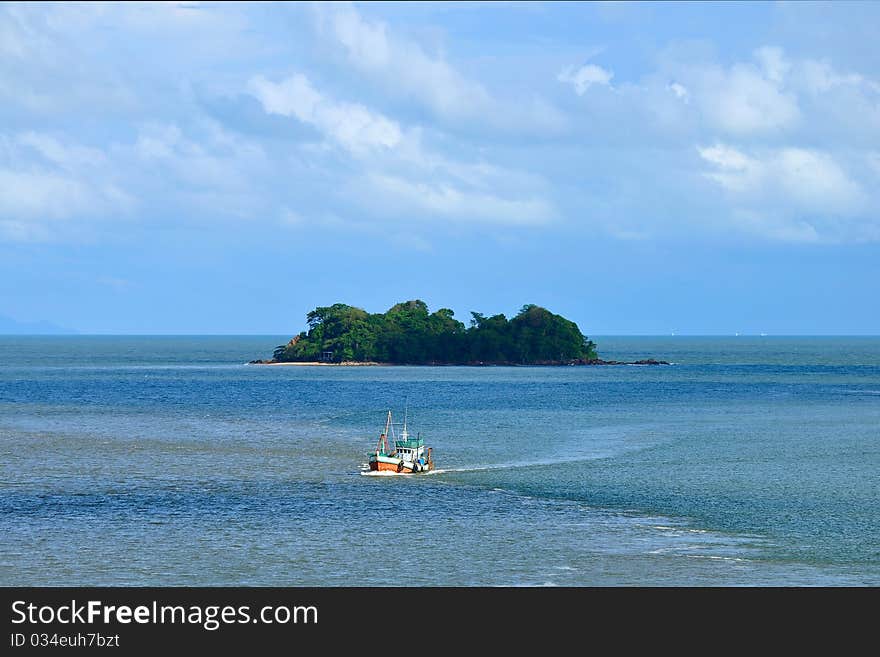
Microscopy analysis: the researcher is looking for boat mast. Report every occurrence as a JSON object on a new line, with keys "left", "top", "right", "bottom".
{"left": 378, "top": 410, "right": 392, "bottom": 454}
{"left": 402, "top": 397, "right": 409, "bottom": 437}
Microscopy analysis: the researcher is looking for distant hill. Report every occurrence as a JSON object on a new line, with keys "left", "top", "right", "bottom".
{"left": 263, "top": 300, "right": 598, "bottom": 365}
{"left": 0, "top": 314, "right": 77, "bottom": 335}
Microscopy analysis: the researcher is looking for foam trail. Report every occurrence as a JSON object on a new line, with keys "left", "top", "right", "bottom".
{"left": 438, "top": 454, "right": 605, "bottom": 474}
{"left": 359, "top": 468, "right": 447, "bottom": 477}
{"left": 357, "top": 452, "right": 619, "bottom": 477}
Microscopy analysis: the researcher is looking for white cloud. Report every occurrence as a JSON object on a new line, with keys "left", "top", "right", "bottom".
{"left": 0, "top": 169, "right": 92, "bottom": 219}
{"left": 365, "top": 174, "right": 554, "bottom": 226}
{"left": 730, "top": 209, "right": 822, "bottom": 244}
{"left": 315, "top": 4, "right": 565, "bottom": 134}
{"left": 134, "top": 123, "right": 182, "bottom": 160}
{"left": 797, "top": 59, "right": 867, "bottom": 95}
{"left": 1, "top": 120, "right": 274, "bottom": 244}
{"left": 772, "top": 149, "right": 863, "bottom": 211}
{"left": 697, "top": 142, "right": 874, "bottom": 242}
{"left": 134, "top": 121, "right": 267, "bottom": 190}
{"left": 754, "top": 46, "right": 791, "bottom": 84}
{"left": 557, "top": 64, "right": 614, "bottom": 95}
{"left": 318, "top": 4, "right": 491, "bottom": 120}
{"left": 0, "top": 167, "right": 132, "bottom": 241}
{"left": 0, "top": 132, "right": 134, "bottom": 241}
{"left": 668, "top": 82, "right": 689, "bottom": 102}
{"left": 127, "top": 120, "right": 273, "bottom": 221}
{"left": 0, "top": 3, "right": 255, "bottom": 120}
{"left": 18, "top": 132, "right": 107, "bottom": 170}
{"left": 698, "top": 143, "right": 862, "bottom": 213}
{"left": 0, "top": 5, "right": 135, "bottom": 114}
{"left": 659, "top": 46, "right": 879, "bottom": 138}
{"left": 0, "top": 6, "right": 39, "bottom": 59}
{"left": 248, "top": 73, "right": 402, "bottom": 155}
{"left": 325, "top": 3, "right": 392, "bottom": 70}
{"left": 696, "top": 62, "right": 799, "bottom": 135}
{"left": 698, "top": 143, "right": 760, "bottom": 194}
{"left": 247, "top": 71, "right": 556, "bottom": 229}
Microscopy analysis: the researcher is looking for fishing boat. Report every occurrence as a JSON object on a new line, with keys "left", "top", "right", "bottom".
{"left": 368, "top": 410, "right": 434, "bottom": 473}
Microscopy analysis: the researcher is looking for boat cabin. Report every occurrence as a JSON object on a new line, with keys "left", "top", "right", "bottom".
{"left": 394, "top": 430, "right": 426, "bottom": 463}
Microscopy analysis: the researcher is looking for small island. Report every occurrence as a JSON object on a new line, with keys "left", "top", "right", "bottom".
{"left": 251, "top": 300, "right": 669, "bottom": 366}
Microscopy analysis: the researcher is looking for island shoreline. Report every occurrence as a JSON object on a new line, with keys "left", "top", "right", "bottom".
{"left": 247, "top": 358, "right": 671, "bottom": 366}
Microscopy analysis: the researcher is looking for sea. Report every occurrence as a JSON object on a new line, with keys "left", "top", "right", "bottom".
{"left": 1, "top": 336, "right": 878, "bottom": 586}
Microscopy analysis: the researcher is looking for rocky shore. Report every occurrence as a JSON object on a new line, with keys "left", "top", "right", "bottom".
{"left": 248, "top": 358, "right": 671, "bottom": 366}
{"left": 247, "top": 360, "right": 383, "bottom": 366}
{"left": 567, "top": 357, "right": 671, "bottom": 366}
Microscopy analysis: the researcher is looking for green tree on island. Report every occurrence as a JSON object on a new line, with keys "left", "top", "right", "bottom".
{"left": 273, "top": 300, "right": 597, "bottom": 365}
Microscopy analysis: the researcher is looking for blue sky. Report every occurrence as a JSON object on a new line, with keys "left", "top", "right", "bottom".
{"left": 1, "top": 1, "right": 879, "bottom": 334}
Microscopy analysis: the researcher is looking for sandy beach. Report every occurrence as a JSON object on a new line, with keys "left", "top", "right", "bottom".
{"left": 248, "top": 361, "right": 384, "bottom": 366}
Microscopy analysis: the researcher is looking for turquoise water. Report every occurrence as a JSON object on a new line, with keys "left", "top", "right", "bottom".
{"left": 1, "top": 336, "right": 878, "bottom": 585}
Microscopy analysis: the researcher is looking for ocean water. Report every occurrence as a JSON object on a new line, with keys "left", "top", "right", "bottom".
{"left": 1, "top": 335, "right": 878, "bottom": 586}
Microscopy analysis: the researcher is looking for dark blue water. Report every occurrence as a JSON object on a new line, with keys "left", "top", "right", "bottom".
{"left": 1, "top": 336, "right": 878, "bottom": 585}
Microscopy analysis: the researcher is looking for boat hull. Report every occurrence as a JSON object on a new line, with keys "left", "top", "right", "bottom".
{"left": 370, "top": 459, "right": 402, "bottom": 472}
{"left": 368, "top": 455, "right": 433, "bottom": 474}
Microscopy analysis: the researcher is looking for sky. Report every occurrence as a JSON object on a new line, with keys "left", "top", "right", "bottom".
{"left": 1, "top": 1, "right": 879, "bottom": 335}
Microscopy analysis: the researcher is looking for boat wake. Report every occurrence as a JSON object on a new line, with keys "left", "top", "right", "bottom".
{"left": 358, "top": 467, "right": 446, "bottom": 477}
{"left": 433, "top": 454, "right": 607, "bottom": 474}
{"left": 358, "top": 463, "right": 509, "bottom": 476}
{"left": 358, "top": 460, "right": 577, "bottom": 477}
{"left": 359, "top": 451, "right": 640, "bottom": 478}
